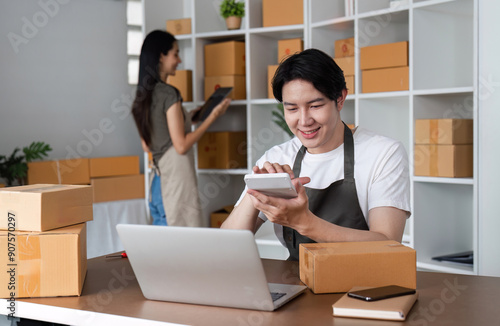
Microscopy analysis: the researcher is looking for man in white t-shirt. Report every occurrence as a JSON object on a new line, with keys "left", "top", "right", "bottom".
{"left": 221, "top": 49, "right": 410, "bottom": 261}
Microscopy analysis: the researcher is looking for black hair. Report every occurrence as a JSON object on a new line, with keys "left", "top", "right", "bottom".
{"left": 271, "top": 48, "right": 346, "bottom": 104}
{"left": 132, "top": 30, "right": 177, "bottom": 146}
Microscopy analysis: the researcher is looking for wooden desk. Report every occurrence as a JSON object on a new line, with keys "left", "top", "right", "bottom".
{"left": 3, "top": 256, "right": 500, "bottom": 326}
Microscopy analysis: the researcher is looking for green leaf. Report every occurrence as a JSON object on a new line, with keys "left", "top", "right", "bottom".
{"left": 220, "top": 0, "right": 245, "bottom": 18}
{"left": 271, "top": 104, "right": 294, "bottom": 138}
{"left": 23, "top": 141, "right": 52, "bottom": 162}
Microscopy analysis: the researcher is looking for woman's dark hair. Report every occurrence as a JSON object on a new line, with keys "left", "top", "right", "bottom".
{"left": 132, "top": 30, "right": 177, "bottom": 146}
{"left": 272, "top": 48, "right": 346, "bottom": 104}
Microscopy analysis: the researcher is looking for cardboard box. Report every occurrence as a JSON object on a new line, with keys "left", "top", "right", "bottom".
{"left": 268, "top": 65, "right": 279, "bottom": 99}
{"left": 198, "top": 132, "right": 247, "bottom": 169}
{"left": 27, "top": 159, "right": 90, "bottom": 185}
{"left": 345, "top": 75, "right": 355, "bottom": 94}
{"left": 0, "top": 223, "right": 87, "bottom": 298}
{"left": 204, "top": 75, "right": 246, "bottom": 101}
{"left": 360, "top": 41, "right": 408, "bottom": 70}
{"left": 210, "top": 205, "right": 234, "bottom": 228}
{"left": 335, "top": 56, "right": 355, "bottom": 76}
{"left": 414, "top": 144, "right": 473, "bottom": 178}
{"left": 362, "top": 66, "right": 409, "bottom": 93}
{"left": 89, "top": 156, "right": 139, "bottom": 178}
{"left": 300, "top": 241, "right": 416, "bottom": 294}
{"left": 278, "top": 38, "right": 303, "bottom": 62}
{"left": 204, "top": 41, "right": 245, "bottom": 77}
{"left": 166, "top": 18, "right": 191, "bottom": 35}
{"left": 263, "top": 0, "right": 303, "bottom": 27}
{"left": 334, "top": 37, "right": 355, "bottom": 58}
{"left": 91, "top": 174, "right": 145, "bottom": 203}
{"left": 0, "top": 184, "right": 93, "bottom": 232}
{"left": 415, "top": 119, "right": 473, "bottom": 145}
{"left": 167, "top": 70, "right": 193, "bottom": 102}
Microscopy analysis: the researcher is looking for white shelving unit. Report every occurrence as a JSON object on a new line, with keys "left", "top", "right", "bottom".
{"left": 142, "top": 0, "right": 486, "bottom": 274}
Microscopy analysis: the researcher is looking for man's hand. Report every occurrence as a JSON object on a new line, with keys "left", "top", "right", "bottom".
{"left": 247, "top": 162, "right": 311, "bottom": 230}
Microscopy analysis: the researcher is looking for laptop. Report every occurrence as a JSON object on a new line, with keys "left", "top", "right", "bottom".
{"left": 116, "top": 224, "right": 307, "bottom": 311}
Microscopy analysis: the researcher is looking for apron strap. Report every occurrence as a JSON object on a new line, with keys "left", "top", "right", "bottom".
{"left": 343, "top": 122, "right": 355, "bottom": 181}
{"left": 292, "top": 145, "right": 307, "bottom": 178}
{"left": 292, "top": 122, "right": 355, "bottom": 181}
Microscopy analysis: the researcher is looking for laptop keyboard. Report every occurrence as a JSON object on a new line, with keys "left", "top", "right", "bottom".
{"left": 271, "top": 292, "right": 286, "bottom": 302}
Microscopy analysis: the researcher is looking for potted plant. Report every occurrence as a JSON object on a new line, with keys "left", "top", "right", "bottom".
{"left": 220, "top": 0, "right": 245, "bottom": 30}
{"left": 0, "top": 141, "right": 52, "bottom": 186}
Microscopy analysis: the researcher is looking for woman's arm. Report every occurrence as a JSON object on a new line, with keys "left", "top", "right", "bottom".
{"left": 167, "top": 98, "right": 230, "bottom": 154}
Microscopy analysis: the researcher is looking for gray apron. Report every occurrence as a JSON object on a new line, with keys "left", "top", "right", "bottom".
{"left": 283, "top": 122, "right": 369, "bottom": 261}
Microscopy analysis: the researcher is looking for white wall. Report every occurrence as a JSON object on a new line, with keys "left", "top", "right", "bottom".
{"left": 478, "top": 1, "right": 500, "bottom": 277}
{"left": 0, "top": 0, "right": 143, "bottom": 180}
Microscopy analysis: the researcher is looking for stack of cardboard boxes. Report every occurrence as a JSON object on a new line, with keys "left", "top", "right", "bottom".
{"left": 414, "top": 119, "right": 473, "bottom": 177}
{"left": 0, "top": 184, "right": 92, "bottom": 298}
{"left": 267, "top": 38, "right": 304, "bottom": 99}
{"left": 27, "top": 156, "right": 144, "bottom": 203}
{"left": 197, "top": 40, "right": 247, "bottom": 170}
{"left": 204, "top": 40, "right": 246, "bottom": 101}
{"left": 360, "top": 41, "right": 409, "bottom": 93}
{"left": 334, "top": 37, "right": 355, "bottom": 94}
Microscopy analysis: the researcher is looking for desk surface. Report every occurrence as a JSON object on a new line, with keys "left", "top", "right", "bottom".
{"left": 8, "top": 256, "right": 500, "bottom": 326}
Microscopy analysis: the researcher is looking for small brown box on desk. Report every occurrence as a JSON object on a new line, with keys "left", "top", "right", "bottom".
{"left": 268, "top": 65, "right": 279, "bottom": 99}
{"left": 360, "top": 41, "right": 409, "bottom": 70}
{"left": 27, "top": 159, "right": 90, "bottom": 185}
{"left": 204, "top": 41, "right": 245, "bottom": 77}
{"left": 91, "top": 174, "right": 145, "bottom": 203}
{"left": 166, "top": 18, "right": 191, "bottom": 35}
{"left": 89, "top": 156, "right": 140, "bottom": 178}
{"left": 299, "top": 241, "right": 416, "bottom": 294}
{"left": 0, "top": 223, "right": 87, "bottom": 298}
{"left": 210, "top": 205, "right": 234, "bottom": 228}
{"left": 197, "top": 132, "right": 247, "bottom": 169}
{"left": 277, "top": 38, "right": 303, "bottom": 62}
{"left": 204, "top": 75, "right": 246, "bottom": 101}
{"left": 414, "top": 144, "right": 473, "bottom": 178}
{"left": 0, "top": 184, "right": 93, "bottom": 232}
{"left": 415, "top": 119, "right": 473, "bottom": 145}
{"left": 362, "top": 66, "right": 409, "bottom": 93}
{"left": 334, "top": 37, "right": 355, "bottom": 58}
{"left": 262, "top": 0, "right": 303, "bottom": 28}
{"left": 167, "top": 70, "right": 193, "bottom": 102}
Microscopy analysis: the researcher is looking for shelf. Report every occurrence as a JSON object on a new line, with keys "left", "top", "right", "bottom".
{"left": 357, "top": 6, "right": 410, "bottom": 19}
{"left": 358, "top": 91, "right": 410, "bottom": 99}
{"left": 413, "top": 176, "right": 474, "bottom": 185}
{"left": 311, "top": 16, "right": 355, "bottom": 29}
{"left": 249, "top": 25, "right": 304, "bottom": 36}
{"left": 417, "top": 260, "right": 474, "bottom": 275}
{"left": 195, "top": 30, "right": 246, "bottom": 40}
{"left": 413, "top": 87, "right": 474, "bottom": 96}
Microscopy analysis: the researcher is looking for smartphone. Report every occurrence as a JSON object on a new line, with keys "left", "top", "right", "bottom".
{"left": 192, "top": 87, "right": 233, "bottom": 122}
{"left": 244, "top": 173, "right": 298, "bottom": 199}
{"left": 347, "top": 285, "right": 416, "bottom": 301}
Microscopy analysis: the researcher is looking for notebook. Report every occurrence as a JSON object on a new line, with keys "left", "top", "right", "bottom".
{"left": 116, "top": 224, "right": 307, "bottom": 311}
{"left": 332, "top": 286, "right": 418, "bottom": 321}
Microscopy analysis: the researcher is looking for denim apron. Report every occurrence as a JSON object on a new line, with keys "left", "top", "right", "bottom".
{"left": 283, "top": 123, "right": 369, "bottom": 261}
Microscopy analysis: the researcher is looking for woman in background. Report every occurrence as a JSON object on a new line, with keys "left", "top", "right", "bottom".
{"left": 132, "top": 30, "right": 230, "bottom": 226}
